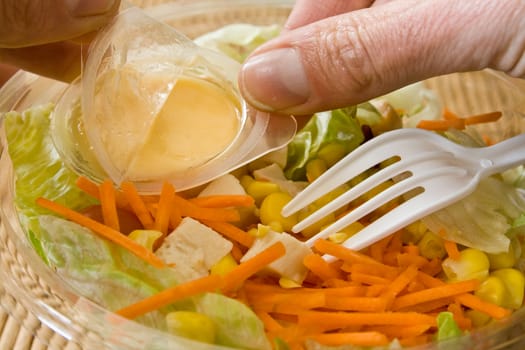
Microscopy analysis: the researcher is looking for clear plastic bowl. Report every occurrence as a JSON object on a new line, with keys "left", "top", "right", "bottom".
{"left": 1, "top": 1, "right": 525, "bottom": 349}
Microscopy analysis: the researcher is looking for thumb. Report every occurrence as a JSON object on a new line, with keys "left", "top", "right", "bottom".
{"left": 0, "top": 0, "right": 120, "bottom": 48}
{"left": 239, "top": 0, "right": 525, "bottom": 115}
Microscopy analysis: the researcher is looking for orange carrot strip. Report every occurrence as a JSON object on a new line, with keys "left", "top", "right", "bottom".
{"left": 36, "top": 197, "right": 165, "bottom": 268}
{"left": 116, "top": 274, "right": 223, "bottom": 319}
{"left": 230, "top": 242, "right": 245, "bottom": 262}
{"left": 169, "top": 204, "right": 182, "bottom": 230}
{"left": 368, "top": 235, "right": 393, "bottom": 263}
{"left": 324, "top": 297, "right": 388, "bottom": 312}
{"left": 76, "top": 176, "right": 100, "bottom": 199}
{"left": 256, "top": 311, "right": 283, "bottom": 332}
{"left": 201, "top": 220, "right": 255, "bottom": 248}
{"left": 99, "top": 179, "right": 120, "bottom": 231}
{"left": 121, "top": 181, "right": 154, "bottom": 229}
{"left": 380, "top": 264, "right": 419, "bottom": 308}
{"left": 416, "top": 118, "right": 465, "bottom": 131}
{"left": 154, "top": 182, "right": 175, "bottom": 236}
{"left": 346, "top": 263, "right": 399, "bottom": 280}
{"left": 366, "top": 324, "right": 431, "bottom": 339}
{"left": 351, "top": 273, "right": 390, "bottom": 285}
{"left": 464, "top": 111, "right": 502, "bottom": 125}
{"left": 448, "top": 302, "right": 472, "bottom": 330}
{"left": 303, "top": 254, "right": 344, "bottom": 281}
{"left": 392, "top": 279, "right": 479, "bottom": 310}
{"left": 443, "top": 108, "right": 460, "bottom": 120}
{"left": 298, "top": 311, "right": 436, "bottom": 330}
{"left": 190, "top": 195, "right": 255, "bottom": 208}
{"left": 314, "top": 240, "right": 395, "bottom": 272}
{"left": 172, "top": 194, "right": 240, "bottom": 222}
{"left": 223, "top": 242, "right": 286, "bottom": 292}
{"left": 309, "top": 331, "right": 389, "bottom": 347}
{"left": 455, "top": 293, "right": 511, "bottom": 320}
{"left": 248, "top": 291, "right": 325, "bottom": 310}
{"left": 396, "top": 253, "right": 428, "bottom": 268}
{"left": 444, "top": 239, "right": 461, "bottom": 260}
{"left": 396, "top": 297, "right": 455, "bottom": 313}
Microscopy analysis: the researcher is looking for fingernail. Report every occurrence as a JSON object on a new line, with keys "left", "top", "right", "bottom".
{"left": 240, "top": 48, "right": 310, "bottom": 112}
{"left": 66, "top": 0, "right": 115, "bottom": 16}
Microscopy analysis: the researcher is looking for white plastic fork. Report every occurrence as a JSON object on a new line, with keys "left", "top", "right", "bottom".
{"left": 282, "top": 128, "right": 525, "bottom": 251}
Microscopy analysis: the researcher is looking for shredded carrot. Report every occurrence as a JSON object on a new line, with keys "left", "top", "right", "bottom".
{"left": 154, "top": 182, "right": 175, "bottom": 236}
{"left": 303, "top": 254, "right": 344, "bottom": 281}
{"left": 76, "top": 176, "right": 100, "bottom": 199}
{"left": 444, "top": 239, "right": 461, "bottom": 260}
{"left": 255, "top": 311, "right": 283, "bottom": 332}
{"left": 464, "top": 111, "right": 502, "bottom": 125}
{"left": 309, "top": 331, "right": 389, "bottom": 347}
{"left": 116, "top": 273, "right": 224, "bottom": 319}
{"left": 416, "top": 118, "right": 465, "bottom": 131}
{"left": 380, "top": 264, "right": 419, "bottom": 307}
{"left": 121, "top": 181, "right": 154, "bottom": 229}
{"left": 190, "top": 195, "right": 255, "bottom": 208}
{"left": 172, "top": 194, "right": 240, "bottom": 222}
{"left": 324, "top": 296, "right": 388, "bottom": 312}
{"left": 455, "top": 293, "right": 511, "bottom": 319}
{"left": 443, "top": 108, "right": 460, "bottom": 120}
{"left": 223, "top": 242, "right": 286, "bottom": 292}
{"left": 366, "top": 324, "right": 431, "bottom": 339}
{"left": 36, "top": 197, "right": 165, "bottom": 268}
{"left": 99, "top": 179, "right": 120, "bottom": 231}
{"left": 298, "top": 311, "right": 437, "bottom": 330}
{"left": 392, "top": 279, "right": 480, "bottom": 310}
{"left": 201, "top": 220, "right": 255, "bottom": 248}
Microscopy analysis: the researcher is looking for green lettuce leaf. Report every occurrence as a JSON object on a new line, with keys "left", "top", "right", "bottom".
{"left": 422, "top": 177, "right": 525, "bottom": 254}
{"left": 436, "top": 312, "right": 462, "bottom": 341}
{"left": 3, "top": 104, "right": 98, "bottom": 260}
{"left": 284, "top": 107, "right": 364, "bottom": 181}
{"left": 197, "top": 293, "right": 271, "bottom": 350}
{"left": 194, "top": 23, "right": 280, "bottom": 62}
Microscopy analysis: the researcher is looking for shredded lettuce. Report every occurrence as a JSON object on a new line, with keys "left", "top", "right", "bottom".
{"left": 284, "top": 107, "right": 364, "bottom": 181}
{"left": 194, "top": 23, "right": 280, "bottom": 62}
{"left": 3, "top": 105, "right": 98, "bottom": 261}
{"left": 436, "top": 312, "right": 462, "bottom": 341}
{"left": 423, "top": 176, "right": 525, "bottom": 254}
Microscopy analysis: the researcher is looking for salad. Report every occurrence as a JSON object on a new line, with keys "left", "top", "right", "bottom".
{"left": 2, "top": 23, "right": 525, "bottom": 350}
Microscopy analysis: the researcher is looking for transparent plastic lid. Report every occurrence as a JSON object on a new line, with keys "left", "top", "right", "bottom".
{"left": 52, "top": 7, "right": 296, "bottom": 193}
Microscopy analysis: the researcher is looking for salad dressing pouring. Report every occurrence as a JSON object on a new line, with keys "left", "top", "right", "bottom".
{"left": 52, "top": 7, "right": 296, "bottom": 194}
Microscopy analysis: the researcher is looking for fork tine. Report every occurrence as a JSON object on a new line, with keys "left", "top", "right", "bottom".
{"left": 292, "top": 150, "right": 452, "bottom": 232}
{"left": 304, "top": 165, "right": 467, "bottom": 247}
{"left": 282, "top": 131, "right": 429, "bottom": 217}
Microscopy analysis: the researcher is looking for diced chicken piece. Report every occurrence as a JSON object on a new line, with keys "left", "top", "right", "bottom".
{"left": 155, "top": 217, "right": 233, "bottom": 281}
{"left": 198, "top": 173, "right": 246, "bottom": 197}
{"left": 253, "top": 163, "right": 307, "bottom": 197}
{"left": 241, "top": 229, "right": 312, "bottom": 283}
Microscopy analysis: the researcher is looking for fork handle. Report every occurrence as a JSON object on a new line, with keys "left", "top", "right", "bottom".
{"left": 476, "top": 133, "right": 525, "bottom": 177}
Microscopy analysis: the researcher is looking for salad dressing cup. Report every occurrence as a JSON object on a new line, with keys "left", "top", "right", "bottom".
{"left": 52, "top": 6, "right": 297, "bottom": 193}
{"left": 1, "top": 1, "right": 525, "bottom": 350}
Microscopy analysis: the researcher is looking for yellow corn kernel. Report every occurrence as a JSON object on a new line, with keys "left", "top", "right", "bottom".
{"left": 298, "top": 210, "right": 336, "bottom": 238}
{"left": 417, "top": 231, "right": 446, "bottom": 260}
{"left": 474, "top": 275, "right": 507, "bottom": 306}
{"left": 466, "top": 309, "right": 491, "bottom": 328}
{"left": 279, "top": 277, "right": 302, "bottom": 289}
{"left": 488, "top": 238, "right": 519, "bottom": 270}
{"left": 246, "top": 180, "right": 280, "bottom": 205}
{"left": 402, "top": 221, "right": 427, "bottom": 244}
{"left": 259, "top": 192, "right": 298, "bottom": 232}
{"left": 166, "top": 311, "right": 216, "bottom": 343}
{"left": 491, "top": 268, "right": 525, "bottom": 309}
{"left": 327, "top": 221, "right": 365, "bottom": 243}
{"left": 442, "top": 248, "right": 490, "bottom": 282}
{"left": 268, "top": 221, "right": 284, "bottom": 233}
{"left": 239, "top": 174, "right": 254, "bottom": 190}
{"left": 128, "top": 230, "right": 163, "bottom": 251}
{"left": 306, "top": 158, "right": 328, "bottom": 182}
{"left": 317, "top": 143, "right": 347, "bottom": 167}
{"left": 247, "top": 227, "right": 260, "bottom": 237}
{"left": 210, "top": 254, "right": 238, "bottom": 276}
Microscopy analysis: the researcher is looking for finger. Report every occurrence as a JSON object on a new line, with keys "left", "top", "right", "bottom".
{"left": 240, "top": 0, "right": 525, "bottom": 115}
{"left": 0, "top": 42, "right": 87, "bottom": 82}
{"left": 285, "top": 0, "right": 374, "bottom": 30}
{"left": 0, "top": 0, "right": 120, "bottom": 48}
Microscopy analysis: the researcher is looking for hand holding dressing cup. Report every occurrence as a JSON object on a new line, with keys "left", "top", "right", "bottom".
{"left": 52, "top": 7, "right": 296, "bottom": 193}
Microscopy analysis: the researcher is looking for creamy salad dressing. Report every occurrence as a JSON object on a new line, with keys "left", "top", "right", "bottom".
{"left": 91, "top": 62, "right": 242, "bottom": 182}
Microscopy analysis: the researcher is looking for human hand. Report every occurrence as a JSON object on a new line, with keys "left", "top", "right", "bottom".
{"left": 0, "top": 0, "right": 120, "bottom": 82}
{"left": 239, "top": 0, "right": 525, "bottom": 115}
